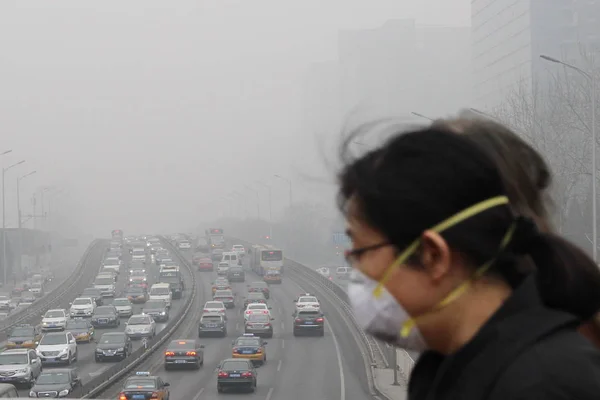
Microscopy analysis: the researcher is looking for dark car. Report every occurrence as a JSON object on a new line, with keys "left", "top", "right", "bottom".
{"left": 158, "top": 271, "right": 184, "bottom": 299}
{"left": 124, "top": 286, "right": 148, "bottom": 304}
{"left": 293, "top": 309, "right": 325, "bottom": 336}
{"left": 244, "top": 313, "right": 274, "bottom": 338}
{"left": 243, "top": 292, "right": 267, "bottom": 309}
{"left": 142, "top": 299, "right": 170, "bottom": 322}
{"left": 29, "top": 368, "right": 82, "bottom": 398}
{"left": 119, "top": 372, "right": 170, "bottom": 400}
{"left": 91, "top": 305, "right": 120, "bottom": 328}
{"left": 164, "top": 339, "right": 204, "bottom": 370}
{"left": 94, "top": 332, "right": 132, "bottom": 362}
{"left": 213, "top": 289, "right": 235, "bottom": 309}
{"left": 227, "top": 266, "right": 245, "bottom": 282}
{"left": 247, "top": 281, "right": 270, "bottom": 299}
{"left": 80, "top": 288, "right": 103, "bottom": 306}
{"left": 217, "top": 358, "right": 257, "bottom": 393}
{"left": 198, "top": 312, "right": 227, "bottom": 337}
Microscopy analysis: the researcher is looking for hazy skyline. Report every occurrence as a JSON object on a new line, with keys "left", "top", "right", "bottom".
{"left": 0, "top": 1, "right": 470, "bottom": 236}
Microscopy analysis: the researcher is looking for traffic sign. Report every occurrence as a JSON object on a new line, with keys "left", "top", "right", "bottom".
{"left": 332, "top": 232, "right": 350, "bottom": 245}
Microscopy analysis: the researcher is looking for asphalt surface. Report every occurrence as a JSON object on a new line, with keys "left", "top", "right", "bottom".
{"left": 112, "top": 249, "right": 374, "bottom": 400}
{"left": 15, "top": 250, "right": 190, "bottom": 397}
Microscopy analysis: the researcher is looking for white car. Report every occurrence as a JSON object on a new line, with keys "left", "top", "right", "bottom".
{"left": 203, "top": 301, "right": 227, "bottom": 319}
{"left": 42, "top": 309, "right": 69, "bottom": 331}
{"left": 149, "top": 283, "right": 172, "bottom": 308}
{"left": 159, "top": 265, "right": 179, "bottom": 274}
{"left": 217, "top": 262, "right": 229, "bottom": 276}
{"left": 316, "top": 267, "right": 331, "bottom": 279}
{"left": 178, "top": 241, "right": 191, "bottom": 250}
{"left": 69, "top": 297, "right": 95, "bottom": 318}
{"left": 102, "top": 259, "right": 121, "bottom": 273}
{"left": 125, "top": 314, "right": 156, "bottom": 339}
{"left": 93, "top": 276, "right": 116, "bottom": 297}
{"left": 295, "top": 295, "right": 321, "bottom": 312}
{"left": 29, "top": 283, "right": 44, "bottom": 296}
{"left": 36, "top": 331, "right": 78, "bottom": 365}
{"left": 112, "top": 298, "right": 133, "bottom": 317}
{"left": 244, "top": 303, "right": 272, "bottom": 320}
{"left": 221, "top": 252, "right": 240, "bottom": 268}
{"left": 232, "top": 245, "right": 245, "bottom": 257}
{"left": 0, "top": 296, "right": 10, "bottom": 310}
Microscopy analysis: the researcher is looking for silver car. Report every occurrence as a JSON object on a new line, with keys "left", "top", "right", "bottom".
{"left": 125, "top": 314, "right": 156, "bottom": 339}
{"left": 0, "top": 349, "right": 42, "bottom": 388}
{"left": 112, "top": 298, "right": 133, "bottom": 317}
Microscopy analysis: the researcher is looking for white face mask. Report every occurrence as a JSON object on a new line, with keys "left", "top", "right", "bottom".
{"left": 348, "top": 269, "right": 428, "bottom": 352}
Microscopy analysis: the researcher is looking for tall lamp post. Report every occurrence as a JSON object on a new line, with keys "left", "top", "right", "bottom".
{"left": 411, "top": 111, "right": 434, "bottom": 121}
{"left": 541, "top": 54, "right": 597, "bottom": 261}
{"left": 256, "top": 180, "right": 273, "bottom": 239}
{"left": 17, "top": 171, "right": 36, "bottom": 229}
{"left": 273, "top": 174, "right": 293, "bottom": 209}
{"left": 2, "top": 159, "right": 25, "bottom": 285}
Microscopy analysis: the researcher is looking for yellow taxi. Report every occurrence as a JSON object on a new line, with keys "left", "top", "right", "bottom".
{"left": 231, "top": 334, "right": 267, "bottom": 365}
{"left": 65, "top": 318, "right": 95, "bottom": 343}
{"left": 119, "top": 372, "right": 170, "bottom": 400}
{"left": 6, "top": 324, "right": 42, "bottom": 349}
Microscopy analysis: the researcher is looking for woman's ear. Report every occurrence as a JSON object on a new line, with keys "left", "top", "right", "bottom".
{"left": 419, "top": 230, "right": 452, "bottom": 282}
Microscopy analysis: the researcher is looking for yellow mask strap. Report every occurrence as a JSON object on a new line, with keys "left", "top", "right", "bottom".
{"left": 373, "top": 195, "right": 510, "bottom": 298}
{"left": 399, "top": 221, "right": 516, "bottom": 337}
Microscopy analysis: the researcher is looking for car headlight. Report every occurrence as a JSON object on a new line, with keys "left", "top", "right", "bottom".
{"left": 58, "top": 389, "right": 70, "bottom": 396}
{"left": 29, "top": 391, "right": 36, "bottom": 397}
{"left": 16, "top": 368, "right": 28, "bottom": 374}
{"left": 160, "top": 311, "right": 166, "bottom": 315}
{"left": 59, "top": 348, "right": 68, "bottom": 354}
{"left": 116, "top": 347, "right": 124, "bottom": 352}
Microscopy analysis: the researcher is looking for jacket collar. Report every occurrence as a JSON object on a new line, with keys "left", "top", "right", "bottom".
{"left": 408, "top": 274, "right": 579, "bottom": 400}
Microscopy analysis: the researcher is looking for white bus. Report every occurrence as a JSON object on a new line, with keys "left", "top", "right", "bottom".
{"left": 248, "top": 245, "right": 284, "bottom": 284}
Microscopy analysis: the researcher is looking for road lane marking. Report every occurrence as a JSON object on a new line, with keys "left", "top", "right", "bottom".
{"left": 89, "top": 367, "right": 109, "bottom": 377}
{"left": 192, "top": 387, "right": 205, "bottom": 400}
{"left": 277, "top": 359, "right": 282, "bottom": 372}
{"left": 281, "top": 339, "right": 285, "bottom": 349}
{"left": 291, "top": 280, "right": 346, "bottom": 400}
{"left": 266, "top": 387, "right": 274, "bottom": 400}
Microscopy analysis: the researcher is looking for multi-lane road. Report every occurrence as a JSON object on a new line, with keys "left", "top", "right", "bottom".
{"left": 12, "top": 241, "right": 377, "bottom": 400}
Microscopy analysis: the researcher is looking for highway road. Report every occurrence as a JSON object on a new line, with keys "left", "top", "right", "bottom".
{"left": 105, "top": 247, "right": 374, "bottom": 400}
{"left": 15, "top": 247, "right": 191, "bottom": 397}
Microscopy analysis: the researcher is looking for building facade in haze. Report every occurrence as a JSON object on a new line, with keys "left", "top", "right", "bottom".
{"left": 472, "top": 0, "right": 600, "bottom": 111}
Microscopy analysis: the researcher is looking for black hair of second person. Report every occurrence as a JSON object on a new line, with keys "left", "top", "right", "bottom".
{"left": 338, "top": 124, "right": 600, "bottom": 320}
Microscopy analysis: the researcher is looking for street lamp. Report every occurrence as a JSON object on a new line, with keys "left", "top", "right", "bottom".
{"left": 17, "top": 171, "right": 36, "bottom": 229}
{"left": 469, "top": 108, "right": 500, "bottom": 121}
{"left": 2, "top": 159, "right": 25, "bottom": 285}
{"left": 541, "top": 54, "right": 597, "bottom": 261}
{"left": 411, "top": 111, "right": 434, "bottom": 121}
{"left": 256, "top": 180, "right": 273, "bottom": 239}
{"left": 273, "top": 174, "right": 293, "bottom": 209}
{"left": 244, "top": 185, "right": 260, "bottom": 220}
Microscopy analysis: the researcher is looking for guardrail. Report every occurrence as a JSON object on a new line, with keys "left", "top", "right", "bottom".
{"left": 230, "top": 236, "right": 414, "bottom": 398}
{"left": 82, "top": 236, "right": 197, "bottom": 398}
{"left": 0, "top": 239, "right": 106, "bottom": 341}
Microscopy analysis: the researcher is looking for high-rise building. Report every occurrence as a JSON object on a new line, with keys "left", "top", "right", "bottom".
{"left": 337, "top": 19, "right": 471, "bottom": 119}
{"left": 472, "top": 0, "right": 600, "bottom": 111}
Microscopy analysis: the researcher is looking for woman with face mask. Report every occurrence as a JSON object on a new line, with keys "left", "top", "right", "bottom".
{"left": 338, "top": 126, "right": 600, "bottom": 399}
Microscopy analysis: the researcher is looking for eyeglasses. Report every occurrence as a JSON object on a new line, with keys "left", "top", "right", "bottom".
{"left": 344, "top": 242, "right": 391, "bottom": 265}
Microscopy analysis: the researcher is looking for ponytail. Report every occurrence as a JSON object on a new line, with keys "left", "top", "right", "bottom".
{"left": 511, "top": 217, "right": 600, "bottom": 320}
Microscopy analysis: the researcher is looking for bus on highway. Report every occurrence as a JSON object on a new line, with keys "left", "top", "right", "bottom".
{"left": 206, "top": 228, "right": 225, "bottom": 250}
{"left": 111, "top": 229, "right": 124, "bottom": 241}
{"left": 248, "top": 245, "right": 283, "bottom": 284}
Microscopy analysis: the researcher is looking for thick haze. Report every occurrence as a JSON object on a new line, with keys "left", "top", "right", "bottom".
{"left": 0, "top": 1, "right": 469, "bottom": 236}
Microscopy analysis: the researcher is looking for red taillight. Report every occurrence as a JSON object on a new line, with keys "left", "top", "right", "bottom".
{"left": 245, "top": 310, "right": 251, "bottom": 314}
{"left": 232, "top": 348, "right": 239, "bottom": 354}
{"left": 220, "top": 309, "right": 225, "bottom": 313}
{"left": 241, "top": 371, "right": 253, "bottom": 377}
{"left": 262, "top": 310, "right": 268, "bottom": 314}
{"left": 119, "top": 394, "right": 127, "bottom": 400}
{"left": 203, "top": 309, "right": 209, "bottom": 313}
{"left": 218, "top": 370, "right": 228, "bottom": 377}
{"left": 150, "top": 392, "right": 159, "bottom": 398}
{"left": 265, "top": 323, "right": 271, "bottom": 327}
{"left": 165, "top": 351, "right": 175, "bottom": 356}
{"left": 228, "top": 297, "right": 234, "bottom": 301}
{"left": 295, "top": 318, "right": 302, "bottom": 323}
{"left": 186, "top": 351, "right": 197, "bottom": 356}
{"left": 316, "top": 318, "right": 324, "bottom": 322}
{"left": 256, "top": 348, "right": 262, "bottom": 354}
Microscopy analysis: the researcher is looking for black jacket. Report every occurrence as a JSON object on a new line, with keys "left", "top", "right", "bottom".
{"left": 408, "top": 275, "right": 600, "bottom": 400}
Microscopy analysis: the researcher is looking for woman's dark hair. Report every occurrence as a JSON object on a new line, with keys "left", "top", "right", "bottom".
{"left": 432, "top": 116, "right": 553, "bottom": 231}
{"left": 338, "top": 124, "right": 600, "bottom": 320}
